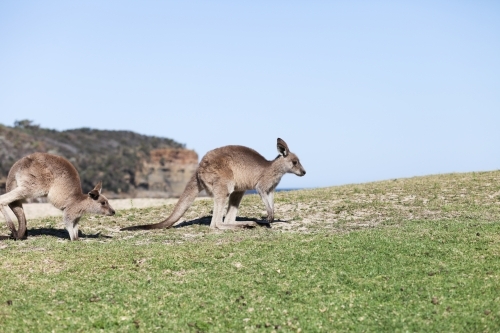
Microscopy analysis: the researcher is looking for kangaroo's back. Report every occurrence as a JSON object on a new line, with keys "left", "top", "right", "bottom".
{"left": 7, "top": 153, "right": 83, "bottom": 200}
{"left": 38, "top": 153, "right": 82, "bottom": 191}
{"left": 198, "top": 145, "right": 271, "bottom": 191}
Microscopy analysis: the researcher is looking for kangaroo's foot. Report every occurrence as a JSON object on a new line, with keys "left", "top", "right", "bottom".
{"left": 236, "top": 219, "right": 271, "bottom": 227}
{"left": 3, "top": 231, "right": 27, "bottom": 240}
{"left": 214, "top": 221, "right": 259, "bottom": 230}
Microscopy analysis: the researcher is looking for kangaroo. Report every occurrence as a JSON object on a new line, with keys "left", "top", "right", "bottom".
{"left": 0, "top": 152, "right": 115, "bottom": 241}
{"left": 122, "top": 138, "right": 306, "bottom": 231}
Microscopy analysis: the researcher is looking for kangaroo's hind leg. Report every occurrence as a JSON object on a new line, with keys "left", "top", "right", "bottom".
{"left": 1, "top": 206, "right": 18, "bottom": 239}
{"left": 214, "top": 189, "right": 257, "bottom": 230}
{"left": 9, "top": 200, "right": 27, "bottom": 240}
{"left": 224, "top": 191, "right": 245, "bottom": 224}
{"left": 210, "top": 190, "right": 228, "bottom": 229}
{"left": 0, "top": 187, "right": 29, "bottom": 239}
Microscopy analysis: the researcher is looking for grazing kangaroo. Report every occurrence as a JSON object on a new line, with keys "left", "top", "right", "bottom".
{"left": 0, "top": 152, "right": 115, "bottom": 241}
{"left": 122, "top": 138, "right": 306, "bottom": 231}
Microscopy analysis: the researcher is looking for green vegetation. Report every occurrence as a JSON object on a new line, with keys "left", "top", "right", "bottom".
{"left": 0, "top": 120, "right": 184, "bottom": 194}
{"left": 1, "top": 171, "right": 499, "bottom": 331}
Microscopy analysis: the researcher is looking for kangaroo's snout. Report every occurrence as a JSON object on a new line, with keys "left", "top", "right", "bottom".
{"left": 109, "top": 209, "right": 116, "bottom": 216}
{"left": 292, "top": 168, "right": 306, "bottom": 177}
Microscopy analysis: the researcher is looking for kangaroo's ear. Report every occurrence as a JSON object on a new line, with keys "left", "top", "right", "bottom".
{"left": 88, "top": 181, "right": 102, "bottom": 200}
{"left": 88, "top": 189, "right": 100, "bottom": 200}
{"left": 277, "top": 138, "right": 289, "bottom": 157}
{"left": 93, "top": 181, "right": 102, "bottom": 194}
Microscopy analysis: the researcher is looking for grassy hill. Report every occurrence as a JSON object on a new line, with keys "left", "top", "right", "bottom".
{"left": 0, "top": 170, "right": 499, "bottom": 331}
{"left": 0, "top": 120, "right": 184, "bottom": 194}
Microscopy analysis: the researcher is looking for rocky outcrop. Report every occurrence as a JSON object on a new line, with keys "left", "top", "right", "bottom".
{"left": 133, "top": 148, "right": 198, "bottom": 198}
{"left": 0, "top": 122, "right": 198, "bottom": 198}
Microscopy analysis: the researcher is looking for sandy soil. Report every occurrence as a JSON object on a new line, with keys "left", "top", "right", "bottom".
{"left": 0, "top": 198, "right": 208, "bottom": 222}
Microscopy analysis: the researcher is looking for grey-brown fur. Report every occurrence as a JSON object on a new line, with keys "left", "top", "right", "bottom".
{"left": 0, "top": 153, "right": 115, "bottom": 240}
{"left": 122, "top": 138, "right": 306, "bottom": 231}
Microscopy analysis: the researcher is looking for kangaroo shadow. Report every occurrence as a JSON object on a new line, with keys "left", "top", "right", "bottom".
{"left": 173, "top": 215, "right": 287, "bottom": 229}
{"left": 0, "top": 228, "right": 112, "bottom": 240}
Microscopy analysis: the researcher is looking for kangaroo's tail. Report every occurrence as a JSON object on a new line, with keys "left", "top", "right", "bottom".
{"left": 121, "top": 173, "right": 202, "bottom": 231}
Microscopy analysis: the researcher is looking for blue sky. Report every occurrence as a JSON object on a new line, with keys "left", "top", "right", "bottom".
{"left": 1, "top": 1, "right": 499, "bottom": 189}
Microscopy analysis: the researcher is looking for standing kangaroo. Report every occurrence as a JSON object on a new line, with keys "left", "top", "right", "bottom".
{"left": 0, "top": 152, "right": 115, "bottom": 241}
{"left": 122, "top": 138, "right": 306, "bottom": 231}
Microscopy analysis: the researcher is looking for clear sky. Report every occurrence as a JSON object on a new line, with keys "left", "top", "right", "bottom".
{"left": 1, "top": 1, "right": 499, "bottom": 189}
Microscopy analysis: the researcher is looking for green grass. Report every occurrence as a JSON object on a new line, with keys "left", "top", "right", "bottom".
{"left": 1, "top": 171, "right": 500, "bottom": 332}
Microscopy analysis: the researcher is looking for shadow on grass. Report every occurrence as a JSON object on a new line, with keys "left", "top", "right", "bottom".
{"left": 173, "top": 215, "right": 286, "bottom": 229}
{"left": 0, "top": 228, "right": 112, "bottom": 240}
{"left": 120, "top": 215, "right": 288, "bottom": 231}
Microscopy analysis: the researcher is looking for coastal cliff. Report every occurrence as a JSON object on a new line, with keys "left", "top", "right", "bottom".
{"left": 0, "top": 121, "right": 198, "bottom": 198}
{"left": 133, "top": 148, "right": 198, "bottom": 198}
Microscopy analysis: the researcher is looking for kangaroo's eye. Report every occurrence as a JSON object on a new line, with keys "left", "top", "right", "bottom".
{"left": 101, "top": 202, "right": 106, "bottom": 206}
{"left": 293, "top": 160, "right": 298, "bottom": 166}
